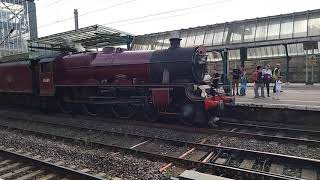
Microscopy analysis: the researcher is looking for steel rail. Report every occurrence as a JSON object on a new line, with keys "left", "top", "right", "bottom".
{"left": 0, "top": 148, "right": 105, "bottom": 180}
{"left": 0, "top": 114, "right": 318, "bottom": 179}
{"left": 6, "top": 110, "right": 320, "bottom": 147}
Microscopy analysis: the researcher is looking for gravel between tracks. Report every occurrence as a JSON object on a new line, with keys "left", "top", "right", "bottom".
{"left": 2, "top": 109, "right": 320, "bottom": 160}
{"left": 0, "top": 127, "right": 168, "bottom": 180}
{"left": 33, "top": 112, "right": 320, "bottom": 160}
{"left": 1, "top": 109, "right": 320, "bottom": 178}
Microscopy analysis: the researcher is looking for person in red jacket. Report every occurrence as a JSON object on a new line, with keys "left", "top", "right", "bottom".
{"left": 253, "top": 66, "right": 265, "bottom": 98}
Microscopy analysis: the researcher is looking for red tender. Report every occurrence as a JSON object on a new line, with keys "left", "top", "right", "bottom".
{"left": 0, "top": 61, "right": 33, "bottom": 94}
{"left": 55, "top": 50, "right": 154, "bottom": 86}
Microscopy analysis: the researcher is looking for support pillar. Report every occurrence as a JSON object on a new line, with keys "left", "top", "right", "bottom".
{"left": 220, "top": 49, "right": 231, "bottom": 95}
{"left": 126, "top": 35, "right": 132, "bottom": 50}
{"left": 240, "top": 47, "right": 247, "bottom": 69}
{"left": 284, "top": 44, "right": 291, "bottom": 83}
{"left": 74, "top": 9, "right": 79, "bottom": 30}
{"left": 26, "top": 0, "right": 38, "bottom": 39}
{"left": 305, "top": 51, "right": 309, "bottom": 84}
{"left": 222, "top": 49, "right": 229, "bottom": 84}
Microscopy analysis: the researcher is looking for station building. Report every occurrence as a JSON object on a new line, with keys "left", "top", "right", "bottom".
{"left": 131, "top": 9, "right": 320, "bottom": 84}
{"left": 0, "top": 0, "right": 37, "bottom": 58}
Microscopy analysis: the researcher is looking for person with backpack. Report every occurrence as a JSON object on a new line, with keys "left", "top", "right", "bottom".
{"left": 273, "top": 63, "right": 281, "bottom": 93}
{"left": 262, "top": 64, "right": 272, "bottom": 97}
{"left": 252, "top": 66, "right": 265, "bottom": 98}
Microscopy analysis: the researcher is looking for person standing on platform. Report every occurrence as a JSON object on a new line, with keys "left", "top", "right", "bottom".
{"left": 273, "top": 63, "right": 281, "bottom": 93}
{"left": 274, "top": 76, "right": 282, "bottom": 100}
{"left": 262, "top": 64, "right": 272, "bottom": 97}
{"left": 231, "top": 66, "right": 242, "bottom": 96}
{"left": 239, "top": 68, "right": 247, "bottom": 96}
{"left": 253, "top": 66, "right": 265, "bottom": 98}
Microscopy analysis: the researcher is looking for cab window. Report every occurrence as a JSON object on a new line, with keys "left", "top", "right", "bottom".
{"left": 40, "top": 62, "right": 53, "bottom": 73}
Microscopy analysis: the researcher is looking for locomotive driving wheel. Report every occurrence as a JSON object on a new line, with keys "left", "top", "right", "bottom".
{"left": 57, "top": 98, "right": 73, "bottom": 114}
{"left": 143, "top": 104, "right": 159, "bottom": 122}
{"left": 82, "top": 103, "right": 103, "bottom": 116}
{"left": 111, "top": 104, "right": 137, "bottom": 119}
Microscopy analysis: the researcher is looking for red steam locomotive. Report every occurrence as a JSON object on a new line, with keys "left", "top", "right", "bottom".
{"left": 0, "top": 38, "right": 233, "bottom": 126}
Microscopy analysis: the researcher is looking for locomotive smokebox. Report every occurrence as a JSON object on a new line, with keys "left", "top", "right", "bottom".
{"left": 150, "top": 43, "right": 207, "bottom": 83}
{"left": 169, "top": 38, "right": 181, "bottom": 49}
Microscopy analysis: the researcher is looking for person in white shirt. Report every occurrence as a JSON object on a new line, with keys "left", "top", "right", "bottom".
{"left": 262, "top": 64, "right": 272, "bottom": 97}
{"left": 275, "top": 76, "right": 282, "bottom": 100}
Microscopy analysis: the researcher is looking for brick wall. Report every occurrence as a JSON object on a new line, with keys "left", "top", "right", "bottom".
{"left": 207, "top": 56, "right": 320, "bottom": 83}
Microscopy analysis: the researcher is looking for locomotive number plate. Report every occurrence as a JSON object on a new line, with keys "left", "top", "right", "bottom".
{"left": 42, "top": 78, "right": 51, "bottom": 83}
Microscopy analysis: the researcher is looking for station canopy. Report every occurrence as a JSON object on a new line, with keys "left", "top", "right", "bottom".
{"left": 131, "top": 9, "right": 320, "bottom": 61}
{"left": 30, "top": 24, "right": 134, "bottom": 50}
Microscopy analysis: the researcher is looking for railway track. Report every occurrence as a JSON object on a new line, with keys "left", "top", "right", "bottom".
{"left": 1, "top": 108, "right": 320, "bottom": 147}
{"left": 0, "top": 146, "right": 105, "bottom": 180}
{"left": 0, "top": 110, "right": 319, "bottom": 179}
{"left": 3, "top": 107, "right": 320, "bottom": 147}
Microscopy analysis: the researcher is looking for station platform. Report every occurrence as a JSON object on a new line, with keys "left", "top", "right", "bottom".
{"left": 234, "top": 83, "right": 320, "bottom": 111}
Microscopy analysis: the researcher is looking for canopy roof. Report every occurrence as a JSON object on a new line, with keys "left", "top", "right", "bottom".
{"left": 30, "top": 25, "right": 134, "bottom": 49}
{"left": 132, "top": 9, "right": 320, "bottom": 60}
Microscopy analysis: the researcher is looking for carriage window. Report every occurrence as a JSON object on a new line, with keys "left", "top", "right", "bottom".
{"left": 40, "top": 62, "right": 53, "bottom": 73}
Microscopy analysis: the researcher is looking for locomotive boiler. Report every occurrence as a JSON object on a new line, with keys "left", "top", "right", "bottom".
{"left": 0, "top": 38, "right": 233, "bottom": 126}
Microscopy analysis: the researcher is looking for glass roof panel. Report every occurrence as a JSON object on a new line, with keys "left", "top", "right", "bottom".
{"left": 179, "top": 31, "right": 188, "bottom": 48}
{"left": 266, "top": 46, "right": 273, "bottom": 57}
{"left": 228, "top": 50, "right": 236, "bottom": 60}
{"left": 293, "top": 14, "right": 308, "bottom": 38}
{"left": 280, "top": 15, "right": 294, "bottom": 39}
{"left": 154, "top": 33, "right": 165, "bottom": 50}
{"left": 210, "top": 51, "right": 222, "bottom": 61}
{"left": 244, "top": 21, "right": 256, "bottom": 42}
{"left": 207, "top": 51, "right": 215, "bottom": 62}
{"left": 222, "top": 26, "right": 230, "bottom": 44}
{"left": 262, "top": 46, "right": 269, "bottom": 57}
{"left": 161, "top": 33, "right": 171, "bottom": 50}
{"left": 147, "top": 35, "right": 159, "bottom": 50}
{"left": 203, "top": 28, "right": 215, "bottom": 46}
{"left": 278, "top": 45, "right": 286, "bottom": 56}
{"left": 308, "top": 11, "right": 320, "bottom": 36}
{"left": 271, "top": 45, "right": 279, "bottom": 57}
{"left": 212, "top": 27, "right": 224, "bottom": 45}
{"left": 288, "top": 44, "right": 298, "bottom": 56}
{"left": 140, "top": 37, "right": 149, "bottom": 50}
{"left": 247, "top": 48, "right": 257, "bottom": 59}
{"left": 257, "top": 47, "right": 264, "bottom": 58}
{"left": 132, "top": 36, "right": 143, "bottom": 50}
{"left": 255, "top": 19, "right": 268, "bottom": 41}
{"left": 296, "top": 43, "right": 305, "bottom": 55}
{"left": 185, "top": 30, "right": 197, "bottom": 47}
{"left": 267, "top": 18, "right": 280, "bottom": 40}
{"left": 230, "top": 23, "right": 245, "bottom": 43}
{"left": 234, "top": 49, "right": 240, "bottom": 59}
{"left": 194, "top": 28, "right": 206, "bottom": 46}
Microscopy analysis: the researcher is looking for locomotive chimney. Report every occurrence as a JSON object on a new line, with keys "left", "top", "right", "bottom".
{"left": 169, "top": 38, "right": 181, "bottom": 49}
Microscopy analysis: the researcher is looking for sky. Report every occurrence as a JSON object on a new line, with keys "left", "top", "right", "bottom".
{"left": 35, "top": 0, "right": 320, "bottom": 37}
